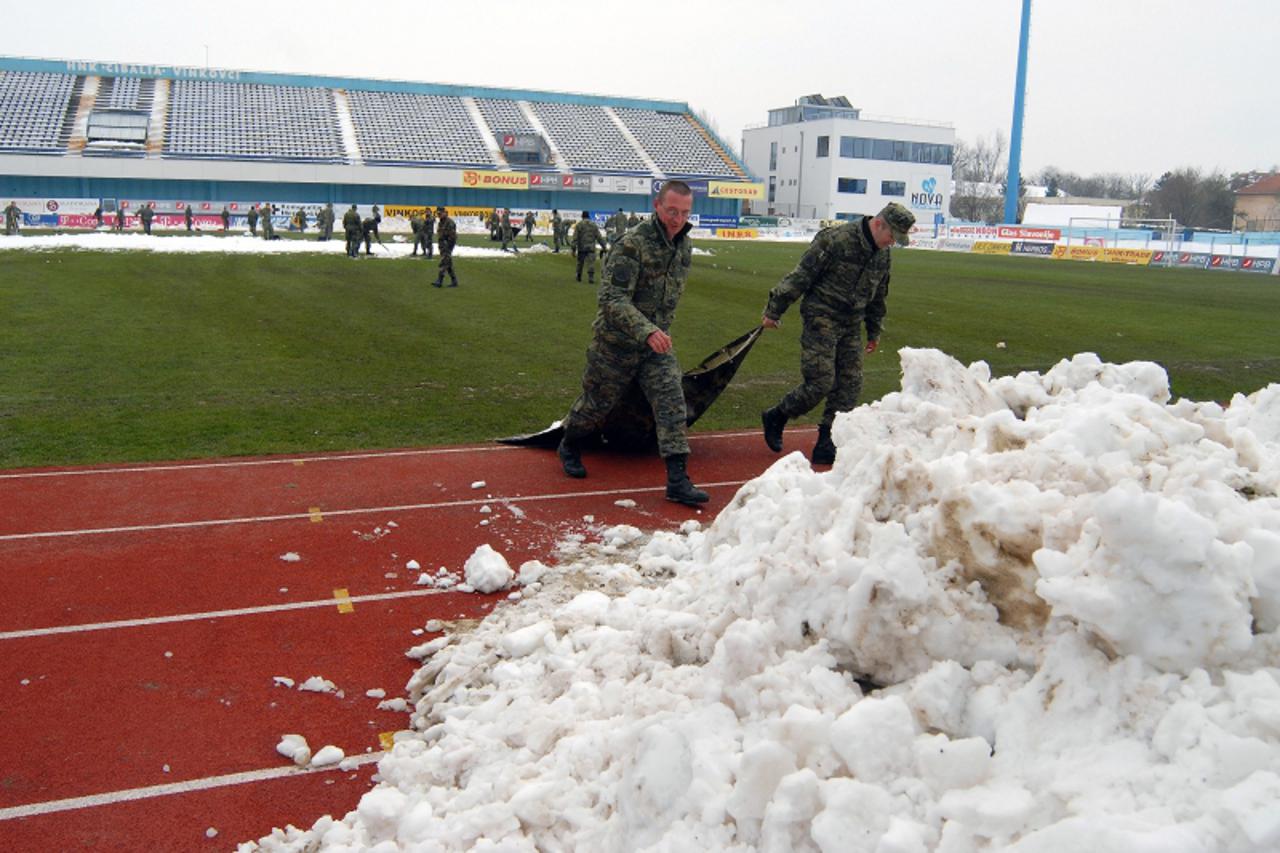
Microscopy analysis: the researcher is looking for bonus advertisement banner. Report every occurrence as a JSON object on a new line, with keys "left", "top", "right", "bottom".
{"left": 461, "top": 170, "right": 529, "bottom": 191}
{"left": 1052, "top": 245, "right": 1103, "bottom": 261}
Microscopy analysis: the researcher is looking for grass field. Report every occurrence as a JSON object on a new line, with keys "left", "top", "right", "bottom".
{"left": 2, "top": 234, "right": 1278, "bottom": 469}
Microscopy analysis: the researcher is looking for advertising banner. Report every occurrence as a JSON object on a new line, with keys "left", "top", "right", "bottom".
{"left": 971, "top": 241, "right": 1011, "bottom": 256}
{"left": 528, "top": 173, "right": 561, "bottom": 191}
{"left": 708, "top": 181, "right": 765, "bottom": 200}
{"left": 715, "top": 228, "right": 758, "bottom": 240}
{"left": 939, "top": 238, "right": 974, "bottom": 252}
{"left": 1052, "top": 245, "right": 1103, "bottom": 261}
{"left": 740, "top": 215, "right": 783, "bottom": 228}
{"left": 1101, "top": 248, "right": 1153, "bottom": 265}
{"left": 998, "top": 225, "right": 1061, "bottom": 241}
{"left": 1240, "top": 256, "right": 1276, "bottom": 274}
{"left": 651, "top": 179, "right": 710, "bottom": 197}
{"left": 947, "top": 225, "right": 998, "bottom": 239}
{"left": 461, "top": 170, "right": 529, "bottom": 190}
{"left": 1173, "top": 252, "right": 1212, "bottom": 269}
{"left": 558, "top": 174, "right": 592, "bottom": 191}
{"left": 697, "top": 215, "right": 740, "bottom": 228}
{"left": 446, "top": 207, "right": 493, "bottom": 220}
{"left": 1010, "top": 240, "right": 1056, "bottom": 256}
{"left": 1209, "top": 255, "right": 1242, "bottom": 270}
{"left": 591, "top": 176, "right": 650, "bottom": 195}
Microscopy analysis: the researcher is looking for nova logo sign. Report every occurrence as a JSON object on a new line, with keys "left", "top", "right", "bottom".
{"left": 911, "top": 177, "right": 943, "bottom": 210}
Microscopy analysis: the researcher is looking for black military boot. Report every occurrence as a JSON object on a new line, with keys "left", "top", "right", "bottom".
{"left": 665, "top": 455, "right": 709, "bottom": 506}
{"left": 431, "top": 279, "right": 442, "bottom": 288}
{"left": 812, "top": 424, "right": 836, "bottom": 466}
{"left": 762, "top": 407, "right": 788, "bottom": 452}
{"left": 558, "top": 436, "right": 586, "bottom": 479}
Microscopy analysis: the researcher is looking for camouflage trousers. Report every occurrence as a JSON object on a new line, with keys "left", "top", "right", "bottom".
{"left": 563, "top": 338, "right": 690, "bottom": 458}
{"left": 345, "top": 229, "right": 361, "bottom": 257}
{"left": 413, "top": 232, "right": 432, "bottom": 256}
{"left": 436, "top": 248, "right": 457, "bottom": 283}
{"left": 775, "top": 311, "right": 864, "bottom": 428}
{"left": 575, "top": 249, "right": 597, "bottom": 282}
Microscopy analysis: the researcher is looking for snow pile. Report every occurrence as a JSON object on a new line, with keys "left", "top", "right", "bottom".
{"left": 0, "top": 231, "right": 515, "bottom": 259}
{"left": 245, "top": 349, "right": 1280, "bottom": 853}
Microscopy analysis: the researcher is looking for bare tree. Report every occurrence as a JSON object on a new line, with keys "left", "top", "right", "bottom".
{"left": 950, "top": 131, "right": 1007, "bottom": 223}
{"left": 1148, "top": 168, "right": 1234, "bottom": 229}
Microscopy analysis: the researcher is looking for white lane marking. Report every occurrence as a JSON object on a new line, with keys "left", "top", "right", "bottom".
{"left": 0, "top": 429, "right": 790, "bottom": 481}
{"left": 0, "top": 589, "right": 451, "bottom": 641}
{"left": 0, "top": 480, "right": 750, "bottom": 542}
{"left": 0, "top": 446, "right": 515, "bottom": 480}
{"left": 0, "top": 752, "right": 384, "bottom": 821}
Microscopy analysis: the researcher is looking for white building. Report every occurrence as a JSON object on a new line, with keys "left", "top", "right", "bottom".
{"left": 742, "top": 94, "right": 955, "bottom": 226}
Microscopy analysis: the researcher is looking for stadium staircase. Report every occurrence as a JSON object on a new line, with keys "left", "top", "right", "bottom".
{"left": 333, "top": 89, "right": 363, "bottom": 166}
{"left": 685, "top": 113, "right": 746, "bottom": 178}
{"left": 146, "top": 78, "right": 169, "bottom": 158}
{"left": 56, "top": 75, "right": 87, "bottom": 153}
{"left": 64, "top": 75, "right": 97, "bottom": 153}
{"left": 462, "top": 96, "right": 505, "bottom": 167}
{"left": 604, "top": 106, "right": 662, "bottom": 177}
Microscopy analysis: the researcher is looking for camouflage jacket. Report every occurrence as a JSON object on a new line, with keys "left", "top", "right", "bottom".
{"left": 410, "top": 215, "right": 424, "bottom": 234}
{"left": 140, "top": 207, "right": 155, "bottom": 223}
{"left": 342, "top": 208, "right": 361, "bottom": 232}
{"left": 594, "top": 216, "right": 693, "bottom": 347}
{"left": 764, "top": 217, "right": 892, "bottom": 340}
{"left": 247, "top": 207, "right": 259, "bottom": 222}
{"left": 436, "top": 216, "right": 457, "bottom": 251}
{"left": 572, "top": 219, "right": 606, "bottom": 253}
{"left": 422, "top": 212, "right": 435, "bottom": 235}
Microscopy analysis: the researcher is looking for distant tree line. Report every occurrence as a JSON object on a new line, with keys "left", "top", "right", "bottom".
{"left": 950, "top": 131, "right": 1273, "bottom": 229}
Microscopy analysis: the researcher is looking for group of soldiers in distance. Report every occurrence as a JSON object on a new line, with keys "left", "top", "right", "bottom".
{"left": 4, "top": 195, "right": 648, "bottom": 287}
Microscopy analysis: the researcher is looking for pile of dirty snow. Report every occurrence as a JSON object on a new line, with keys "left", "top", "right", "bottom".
{"left": 0, "top": 231, "right": 516, "bottom": 259}
{"left": 245, "top": 348, "right": 1280, "bottom": 853}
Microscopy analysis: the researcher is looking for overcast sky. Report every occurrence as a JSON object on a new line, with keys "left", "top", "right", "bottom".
{"left": 4, "top": 0, "right": 1275, "bottom": 180}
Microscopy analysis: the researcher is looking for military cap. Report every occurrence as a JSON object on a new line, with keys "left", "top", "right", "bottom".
{"left": 877, "top": 202, "right": 916, "bottom": 246}
{"left": 435, "top": 205, "right": 446, "bottom": 213}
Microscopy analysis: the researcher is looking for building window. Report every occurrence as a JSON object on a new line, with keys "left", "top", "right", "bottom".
{"left": 881, "top": 180, "right": 906, "bottom": 196}
{"left": 837, "top": 178, "right": 867, "bottom": 194}
{"left": 768, "top": 175, "right": 776, "bottom": 203}
{"left": 816, "top": 135, "right": 830, "bottom": 158}
{"left": 769, "top": 141, "right": 778, "bottom": 171}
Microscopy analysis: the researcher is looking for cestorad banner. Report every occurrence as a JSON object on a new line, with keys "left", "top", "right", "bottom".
{"left": 461, "top": 170, "right": 529, "bottom": 191}
{"left": 708, "top": 181, "right": 765, "bottom": 200}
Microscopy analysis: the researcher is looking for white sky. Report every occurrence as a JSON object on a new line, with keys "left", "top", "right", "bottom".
{"left": 3, "top": 0, "right": 1276, "bottom": 180}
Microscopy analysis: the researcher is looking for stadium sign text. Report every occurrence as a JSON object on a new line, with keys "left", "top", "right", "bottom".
{"left": 461, "top": 170, "right": 529, "bottom": 190}
{"left": 998, "top": 226, "right": 1061, "bottom": 241}
{"left": 910, "top": 177, "right": 943, "bottom": 211}
{"left": 708, "top": 181, "right": 765, "bottom": 200}
{"left": 64, "top": 61, "right": 243, "bottom": 81}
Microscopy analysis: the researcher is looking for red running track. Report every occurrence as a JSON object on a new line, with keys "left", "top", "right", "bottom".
{"left": 0, "top": 427, "right": 816, "bottom": 850}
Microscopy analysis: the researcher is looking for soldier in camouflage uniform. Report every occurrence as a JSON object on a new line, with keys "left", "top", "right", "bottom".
{"left": 421, "top": 207, "right": 434, "bottom": 258}
{"left": 3, "top": 200, "right": 21, "bottom": 235}
{"left": 571, "top": 212, "right": 608, "bottom": 283}
{"left": 184, "top": 204, "right": 194, "bottom": 233}
{"left": 261, "top": 203, "right": 275, "bottom": 240}
{"left": 551, "top": 209, "right": 563, "bottom": 253}
{"left": 431, "top": 206, "right": 458, "bottom": 287}
{"left": 220, "top": 206, "right": 230, "bottom": 232}
{"left": 140, "top": 203, "right": 155, "bottom": 235}
{"left": 760, "top": 202, "right": 915, "bottom": 465}
{"left": 524, "top": 209, "right": 536, "bottom": 242}
{"left": 410, "top": 212, "right": 426, "bottom": 256}
{"left": 247, "top": 204, "right": 259, "bottom": 236}
{"left": 321, "top": 202, "right": 335, "bottom": 241}
{"left": 342, "top": 204, "right": 362, "bottom": 258}
{"left": 557, "top": 181, "right": 708, "bottom": 507}
{"left": 627, "top": 212, "right": 640, "bottom": 228}
{"left": 500, "top": 208, "right": 518, "bottom": 253}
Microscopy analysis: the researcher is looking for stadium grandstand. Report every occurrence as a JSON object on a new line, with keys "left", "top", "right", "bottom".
{"left": 0, "top": 55, "right": 760, "bottom": 217}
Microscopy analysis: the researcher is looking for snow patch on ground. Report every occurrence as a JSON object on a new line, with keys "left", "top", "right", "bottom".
{"left": 244, "top": 348, "right": 1280, "bottom": 852}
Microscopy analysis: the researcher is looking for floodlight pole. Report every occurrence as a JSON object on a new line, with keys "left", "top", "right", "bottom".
{"left": 1003, "top": 0, "right": 1032, "bottom": 224}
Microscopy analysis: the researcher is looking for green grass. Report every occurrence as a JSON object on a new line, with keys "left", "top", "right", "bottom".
{"left": 2, "top": 236, "right": 1278, "bottom": 469}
